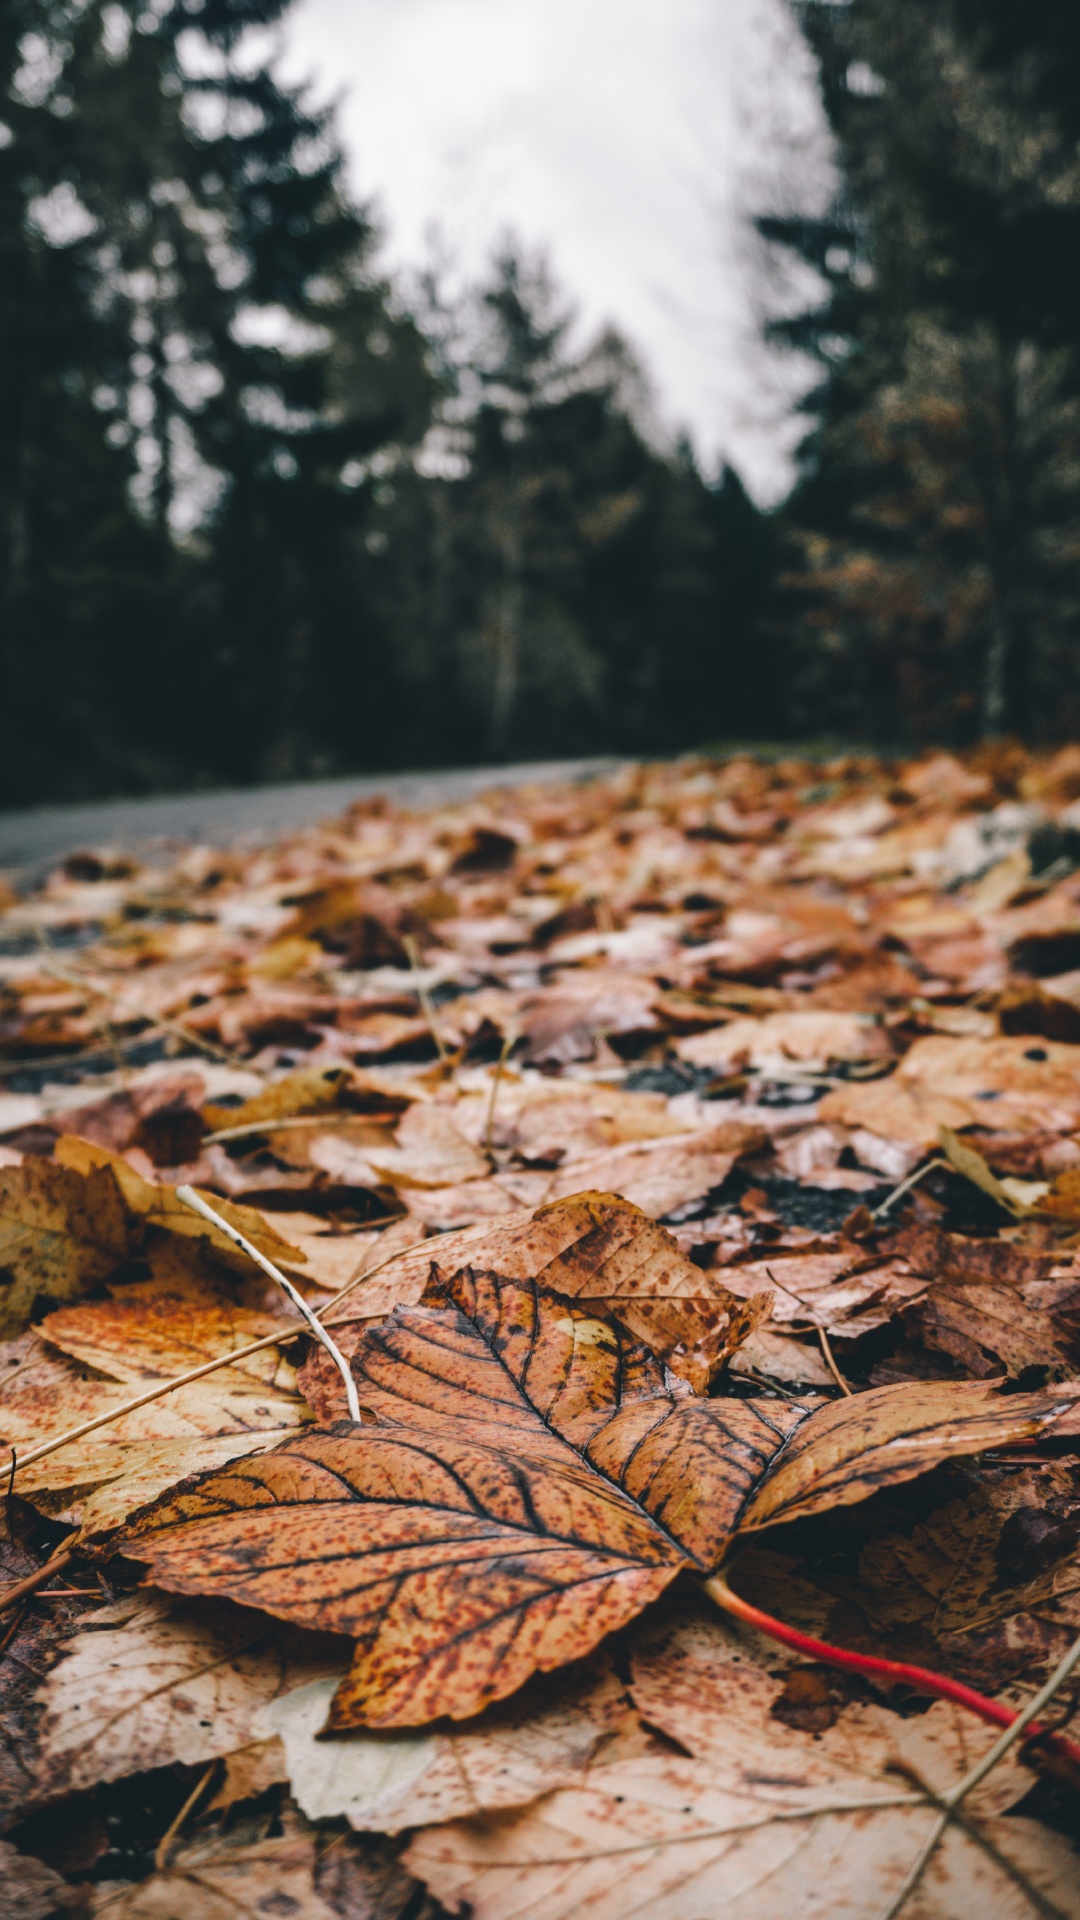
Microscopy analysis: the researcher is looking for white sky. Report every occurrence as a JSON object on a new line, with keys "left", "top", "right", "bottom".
{"left": 278, "top": 0, "right": 830, "bottom": 503}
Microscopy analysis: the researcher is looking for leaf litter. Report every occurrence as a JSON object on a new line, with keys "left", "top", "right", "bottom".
{"left": 6, "top": 752, "right": 1080, "bottom": 1911}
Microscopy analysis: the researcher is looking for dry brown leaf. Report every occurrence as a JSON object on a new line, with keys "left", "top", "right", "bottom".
{"left": 38, "top": 1290, "right": 297, "bottom": 1391}
{"left": 89, "top": 1825, "right": 442, "bottom": 1920}
{"left": 112, "top": 1268, "right": 1076, "bottom": 1729}
{"left": 901, "top": 1035, "right": 1080, "bottom": 1134}
{"left": 907, "top": 1280, "right": 1074, "bottom": 1379}
{"left": 818, "top": 1075, "right": 979, "bottom": 1149}
{"left": 536, "top": 1122, "right": 759, "bottom": 1219}
{"left": 406, "top": 1602, "right": 1079, "bottom": 1920}
{"left": 88, "top": 1830, "right": 343, "bottom": 1920}
{"left": 851, "top": 1461, "right": 1080, "bottom": 1645}
{"left": 676, "top": 1008, "right": 890, "bottom": 1074}
{"left": 1038, "top": 1166, "right": 1080, "bottom": 1223}
{"left": 0, "top": 1838, "right": 81, "bottom": 1919}
{"left": 201, "top": 1064, "right": 351, "bottom": 1132}
{"left": 0, "top": 1298, "right": 305, "bottom": 1527}
{"left": 258, "top": 1656, "right": 631, "bottom": 1833}
{"left": 52, "top": 1135, "right": 305, "bottom": 1274}
{"left": 0, "top": 1156, "right": 133, "bottom": 1337}
{"left": 33, "top": 1592, "right": 348, "bottom": 1799}
{"left": 366, "top": 1101, "right": 490, "bottom": 1188}
{"left": 300, "top": 1189, "right": 769, "bottom": 1393}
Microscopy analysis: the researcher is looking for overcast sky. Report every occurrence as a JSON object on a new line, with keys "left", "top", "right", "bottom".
{"left": 278, "top": 0, "right": 829, "bottom": 503}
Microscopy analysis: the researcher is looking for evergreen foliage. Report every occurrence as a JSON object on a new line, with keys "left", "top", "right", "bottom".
{"left": 0, "top": 0, "right": 779, "bottom": 805}
{"left": 767, "top": 0, "right": 1080, "bottom": 744}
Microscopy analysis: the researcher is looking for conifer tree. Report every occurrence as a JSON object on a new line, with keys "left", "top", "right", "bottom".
{"left": 767, "top": 0, "right": 1080, "bottom": 745}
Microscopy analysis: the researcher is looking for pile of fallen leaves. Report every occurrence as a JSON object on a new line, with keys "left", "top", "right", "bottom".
{"left": 6, "top": 747, "right": 1080, "bottom": 1916}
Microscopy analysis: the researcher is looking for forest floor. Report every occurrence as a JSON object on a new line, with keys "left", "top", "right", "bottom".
{"left": 3, "top": 747, "right": 1080, "bottom": 1917}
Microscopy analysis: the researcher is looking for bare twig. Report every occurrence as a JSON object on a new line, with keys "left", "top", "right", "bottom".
{"left": 402, "top": 936, "right": 448, "bottom": 1063}
{"left": 872, "top": 1157, "right": 949, "bottom": 1220}
{"left": 155, "top": 1760, "right": 218, "bottom": 1871}
{"left": 0, "top": 1543, "right": 76, "bottom": 1618}
{"left": 818, "top": 1325, "right": 853, "bottom": 1395}
{"left": 38, "top": 956, "right": 242, "bottom": 1068}
{"left": 177, "top": 1187, "right": 362, "bottom": 1422}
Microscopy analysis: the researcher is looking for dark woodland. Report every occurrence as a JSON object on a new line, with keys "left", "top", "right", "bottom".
{"left": 4, "top": 0, "right": 1080, "bottom": 802}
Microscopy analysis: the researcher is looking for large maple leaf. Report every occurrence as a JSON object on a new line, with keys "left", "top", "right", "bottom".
{"left": 112, "top": 1267, "right": 1077, "bottom": 1729}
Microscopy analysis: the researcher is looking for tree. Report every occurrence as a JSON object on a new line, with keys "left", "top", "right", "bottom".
{"left": 764, "top": 0, "right": 1080, "bottom": 744}
{"left": 374, "top": 248, "right": 780, "bottom": 765}
{"left": 0, "top": 0, "right": 435, "bottom": 799}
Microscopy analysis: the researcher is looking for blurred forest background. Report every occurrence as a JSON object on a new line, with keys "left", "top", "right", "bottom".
{"left": 3, "top": 0, "right": 1080, "bottom": 803}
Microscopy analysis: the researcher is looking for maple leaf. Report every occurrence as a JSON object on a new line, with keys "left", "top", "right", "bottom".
{"left": 111, "top": 1267, "right": 1077, "bottom": 1728}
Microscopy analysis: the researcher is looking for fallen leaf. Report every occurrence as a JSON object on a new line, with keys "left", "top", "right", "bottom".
{"left": 33, "top": 1592, "right": 348, "bottom": 1799}
{"left": 818, "top": 1076, "right": 978, "bottom": 1149}
{"left": 300, "top": 1189, "right": 770, "bottom": 1394}
{"left": 88, "top": 1829, "right": 343, "bottom": 1920}
{"left": 258, "top": 1657, "right": 630, "bottom": 1833}
{"left": 536, "top": 1123, "right": 760, "bottom": 1220}
{"left": 201, "top": 1064, "right": 352, "bottom": 1133}
{"left": 676, "top": 1009, "right": 890, "bottom": 1075}
{"left": 406, "top": 1598, "right": 1079, "bottom": 1920}
{"left": 939, "top": 1125, "right": 1027, "bottom": 1216}
{"left": 38, "top": 1291, "right": 297, "bottom": 1392}
{"left": 901, "top": 1035, "right": 1080, "bottom": 1135}
{"left": 851, "top": 1461, "right": 1080, "bottom": 1647}
{"left": 0, "top": 1300, "right": 306, "bottom": 1529}
{"left": 0, "top": 1157, "right": 133, "bottom": 1337}
{"left": 112, "top": 1268, "right": 1077, "bottom": 1728}
{"left": 52, "top": 1136, "right": 304, "bottom": 1275}
{"left": 367, "top": 1101, "right": 490, "bottom": 1188}
{"left": 0, "top": 1838, "right": 81, "bottom": 1919}
{"left": 906, "top": 1280, "right": 1073, "bottom": 1379}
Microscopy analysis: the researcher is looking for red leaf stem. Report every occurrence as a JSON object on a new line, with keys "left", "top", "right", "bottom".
{"left": 704, "top": 1575, "right": 1080, "bottom": 1772}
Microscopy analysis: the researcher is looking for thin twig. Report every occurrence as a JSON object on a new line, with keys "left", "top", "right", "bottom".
{"left": 0, "top": 1545, "right": 76, "bottom": 1618}
{"left": 872, "top": 1157, "right": 949, "bottom": 1220}
{"left": 4, "top": 1231, "right": 412, "bottom": 1480}
{"left": 38, "top": 956, "right": 242, "bottom": 1068}
{"left": 155, "top": 1760, "right": 218, "bottom": 1872}
{"left": 484, "top": 1033, "right": 514, "bottom": 1159}
{"left": 402, "top": 936, "right": 447, "bottom": 1063}
{"left": 204, "top": 1112, "right": 356, "bottom": 1145}
{"left": 876, "top": 1624, "right": 1080, "bottom": 1920}
{"left": 817, "top": 1325, "right": 853, "bottom": 1395}
{"left": 177, "top": 1188, "right": 362, "bottom": 1423}
{"left": 0, "top": 1603, "right": 28, "bottom": 1661}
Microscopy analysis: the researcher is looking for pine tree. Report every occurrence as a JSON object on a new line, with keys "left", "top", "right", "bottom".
{"left": 765, "top": 0, "right": 1080, "bottom": 744}
{"left": 379, "top": 247, "right": 771, "bottom": 764}
{"left": 0, "top": 0, "right": 435, "bottom": 798}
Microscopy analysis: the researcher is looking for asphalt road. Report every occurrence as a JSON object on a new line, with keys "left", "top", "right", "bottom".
{"left": 0, "top": 757, "right": 624, "bottom": 880}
